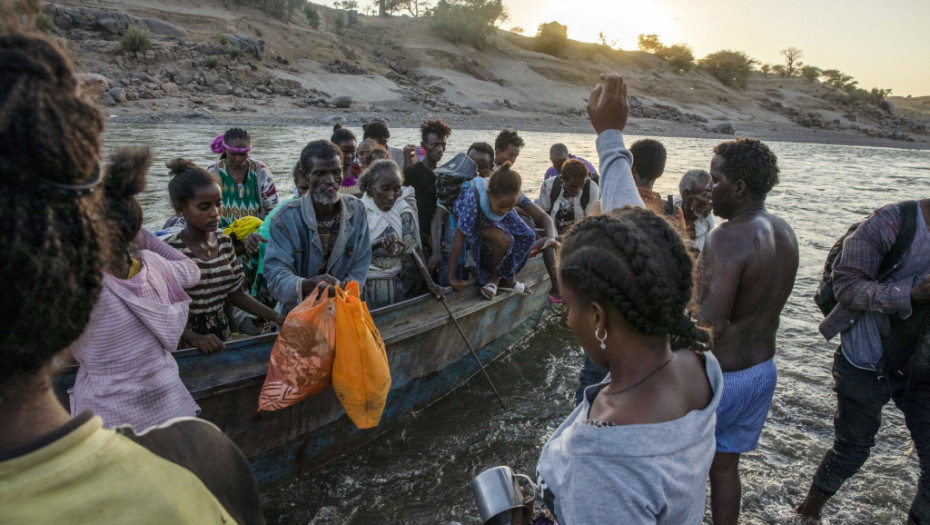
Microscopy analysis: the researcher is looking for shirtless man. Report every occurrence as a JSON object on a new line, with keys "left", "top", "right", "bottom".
{"left": 696, "top": 138, "right": 799, "bottom": 525}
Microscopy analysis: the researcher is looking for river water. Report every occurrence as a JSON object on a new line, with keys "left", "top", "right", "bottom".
{"left": 103, "top": 124, "right": 930, "bottom": 524}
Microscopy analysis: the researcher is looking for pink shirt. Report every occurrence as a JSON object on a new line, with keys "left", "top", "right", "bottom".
{"left": 68, "top": 229, "right": 201, "bottom": 430}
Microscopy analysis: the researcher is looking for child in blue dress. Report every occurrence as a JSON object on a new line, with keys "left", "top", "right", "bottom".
{"left": 447, "top": 162, "right": 536, "bottom": 299}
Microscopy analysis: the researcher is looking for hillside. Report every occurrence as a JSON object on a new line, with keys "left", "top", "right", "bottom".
{"left": 45, "top": 0, "right": 929, "bottom": 148}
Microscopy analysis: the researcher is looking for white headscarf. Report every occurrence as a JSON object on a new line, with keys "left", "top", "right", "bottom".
{"left": 361, "top": 186, "right": 421, "bottom": 278}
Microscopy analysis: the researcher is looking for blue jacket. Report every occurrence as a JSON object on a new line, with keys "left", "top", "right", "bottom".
{"left": 264, "top": 194, "right": 371, "bottom": 312}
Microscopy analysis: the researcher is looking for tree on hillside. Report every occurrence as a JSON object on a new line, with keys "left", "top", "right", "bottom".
{"left": 535, "top": 21, "right": 568, "bottom": 56}
{"left": 699, "top": 50, "right": 758, "bottom": 89}
{"left": 821, "top": 69, "right": 856, "bottom": 90}
{"left": 657, "top": 43, "right": 694, "bottom": 72}
{"left": 598, "top": 31, "right": 618, "bottom": 49}
{"left": 637, "top": 33, "right": 663, "bottom": 53}
{"left": 398, "top": 0, "right": 432, "bottom": 17}
{"left": 771, "top": 64, "right": 787, "bottom": 77}
{"left": 509, "top": 26, "right": 524, "bottom": 34}
{"left": 781, "top": 47, "right": 803, "bottom": 77}
{"left": 759, "top": 64, "right": 771, "bottom": 77}
{"left": 800, "top": 65, "right": 821, "bottom": 82}
{"left": 429, "top": 0, "right": 507, "bottom": 49}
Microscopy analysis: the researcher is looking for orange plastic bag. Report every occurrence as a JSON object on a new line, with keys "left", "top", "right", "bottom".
{"left": 332, "top": 281, "right": 391, "bottom": 429}
{"left": 258, "top": 283, "right": 336, "bottom": 411}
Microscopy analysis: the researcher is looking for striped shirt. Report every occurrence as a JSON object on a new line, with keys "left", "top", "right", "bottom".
{"left": 167, "top": 233, "right": 244, "bottom": 316}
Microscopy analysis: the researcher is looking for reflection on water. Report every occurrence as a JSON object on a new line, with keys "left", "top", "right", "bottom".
{"left": 102, "top": 124, "right": 930, "bottom": 524}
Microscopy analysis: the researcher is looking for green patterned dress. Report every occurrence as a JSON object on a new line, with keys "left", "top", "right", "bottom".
{"left": 210, "top": 159, "right": 279, "bottom": 228}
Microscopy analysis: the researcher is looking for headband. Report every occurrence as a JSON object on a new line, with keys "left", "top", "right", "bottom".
{"left": 44, "top": 163, "right": 103, "bottom": 197}
{"left": 210, "top": 134, "right": 252, "bottom": 155}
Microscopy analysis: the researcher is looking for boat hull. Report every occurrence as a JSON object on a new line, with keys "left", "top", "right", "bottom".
{"left": 55, "top": 258, "right": 550, "bottom": 486}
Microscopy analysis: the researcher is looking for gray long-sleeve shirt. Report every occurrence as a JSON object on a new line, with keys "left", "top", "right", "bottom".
{"left": 536, "top": 352, "right": 723, "bottom": 524}
{"left": 596, "top": 129, "right": 644, "bottom": 213}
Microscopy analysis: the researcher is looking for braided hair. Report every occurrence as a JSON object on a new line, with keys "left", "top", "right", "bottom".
{"left": 559, "top": 208, "right": 709, "bottom": 351}
{"left": 0, "top": 33, "right": 107, "bottom": 394}
{"left": 219, "top": 127, "right": 250, "bottom": 160}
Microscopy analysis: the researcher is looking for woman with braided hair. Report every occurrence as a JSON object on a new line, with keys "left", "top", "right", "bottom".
{"left": 207, "top": 126, "right": 279, "bottom": 229}
{"left": 531, "top": 208, "right": 723, "bottom": 524}
{"left": 0, "top": 25, "right": 263, "bottom": 523}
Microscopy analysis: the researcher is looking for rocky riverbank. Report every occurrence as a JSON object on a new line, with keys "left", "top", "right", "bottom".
{"left": 46, "top": 0, "right": 930, "bottom": 150}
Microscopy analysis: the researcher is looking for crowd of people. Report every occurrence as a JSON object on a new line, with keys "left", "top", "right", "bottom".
{"left": 2, "top": 19, "right": 928, "bottom": 525}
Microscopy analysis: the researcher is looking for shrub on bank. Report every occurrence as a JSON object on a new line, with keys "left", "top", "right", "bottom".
{"left": 657, "top": 43, "right": 694, "bottom": 72}
{"left": 700, "top": 50, "right": 757, "bottom": 89}
{"left": 429, "top": 0, "right": 507, "bottom": 50}
{"left": 119, "top": 26, "right": 151, "bottom": 56}
{"left": 534, "top": 21, "right": 567, "bottom": 56}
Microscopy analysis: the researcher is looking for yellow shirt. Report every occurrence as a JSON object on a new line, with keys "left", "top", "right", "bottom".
{"left": 0, "top": 414, "right": 262, "bottom": 524}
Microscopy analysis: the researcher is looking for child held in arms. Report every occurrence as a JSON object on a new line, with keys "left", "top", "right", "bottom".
{"left": 448, "top": 162, "right": 536, "bottom": 300}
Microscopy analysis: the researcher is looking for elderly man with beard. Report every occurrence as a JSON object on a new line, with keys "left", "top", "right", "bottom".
{"left": 675, "top": 169, "right": 715, "bottom": 253}
{"left": 264, "top": 140, "right": 372, "bottom": 313}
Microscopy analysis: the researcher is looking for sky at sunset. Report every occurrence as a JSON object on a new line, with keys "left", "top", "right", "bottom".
{"left": 504, "top": 0, "right": 930, "bottom": 96}
{"left": 333, "top": 0, "right": 930, "bottom": 96}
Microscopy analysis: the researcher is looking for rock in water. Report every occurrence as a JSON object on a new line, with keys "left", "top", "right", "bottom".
{"left": 331, "top": 96, "right": 353, "bottom": 109}
{"left": 101, "top": 92, "right": 116, "bottom": 107}
{"left": 711, "top": 122, "right": 736, "bottom": 135}
{"left": 107, "top": 87, "right": 126, "bottom": 103}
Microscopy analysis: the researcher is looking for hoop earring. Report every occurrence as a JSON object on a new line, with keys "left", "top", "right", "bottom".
{"left": 595, "top": 327, "right": 607, "bottom": 350}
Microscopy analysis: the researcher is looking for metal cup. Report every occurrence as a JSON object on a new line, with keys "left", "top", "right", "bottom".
{"left": 471, "top": 466, "right": 537, "bottom": 525}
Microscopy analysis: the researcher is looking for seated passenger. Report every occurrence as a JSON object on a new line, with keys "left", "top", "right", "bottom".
{"left": 675, "top": 169, "right": 715, "bottom": 253}
{"left": 207, "top": 127, "right": 278, "bottom": 228}
{"left": 264, "top": 140, "right": 372, "bottom": 313}
{"left": 368, "top": 146, "right": 390, "bottom": 164}
{"left": 356, "top": 138, "right": 388, "bottom": 172}
{"left": 359, "top": 160, "right": 421, "bottom": 308}
{"left": 332, "top": 124, "right": 361, "bottom": 195}
{"left": 448, "top": 163, "right": 536, "bottom": 300}
{"left": 69, "top": 148, "right": 200, "bottom": 430}
{"left": 536, "top": 159, "right": 601, "bottom": 235}
{"left": 362, "top": 120, "right": 409, "bottom": 169}
{"left": 545, "top": 143, "right": 600, "bottom": 183}
{"left": 629, "top": 138, "right": 686, "bottom": 231}
{"left": 428, "top": 154, "right": 481, "bottom": 285}
{"left": 494, "top": 129, "right": 524, "bottom": 167}
{"left": 165, "top": 159, "right": 284, "bottom": 353}
{"left": 467, "top": 141, "right": 495, "bottom": 179}
{"left": 404, "top": 119, "right": 452, "bottom": 250}
{"left": 250, "top": 162, "right": 311, "bottom": 305}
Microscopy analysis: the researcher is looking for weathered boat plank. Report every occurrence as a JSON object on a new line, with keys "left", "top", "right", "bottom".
{"left": 53, "top": 257, "right": 550, "bottom": 486}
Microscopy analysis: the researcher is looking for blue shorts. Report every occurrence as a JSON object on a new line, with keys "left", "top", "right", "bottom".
{"left": 715, "top": 358, "right": 777, "bottom": 454}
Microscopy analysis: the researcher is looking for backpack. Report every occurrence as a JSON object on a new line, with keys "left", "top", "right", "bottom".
{"left": 549, "top": 178, "right": 592, "bottom": 210}
{"left": 814, "top": 200, "right": 919, "bottom": 317}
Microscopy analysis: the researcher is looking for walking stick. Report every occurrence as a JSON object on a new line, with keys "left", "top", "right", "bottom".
{"left": 410, "top": 250, "right": 506, "bottom": 408}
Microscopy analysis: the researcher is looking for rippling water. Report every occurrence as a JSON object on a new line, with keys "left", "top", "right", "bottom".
{"left": 102, "top": 124, "right": 930, "bottom": 524}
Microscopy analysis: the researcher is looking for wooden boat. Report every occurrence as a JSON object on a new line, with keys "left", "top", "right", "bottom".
{"left": 54, "top": 257, "right": 551, "bottom": 487}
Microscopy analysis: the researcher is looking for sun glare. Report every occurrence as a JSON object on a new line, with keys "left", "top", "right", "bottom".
{"left": 520, "top": 0, "right": 678, "bottom": 50}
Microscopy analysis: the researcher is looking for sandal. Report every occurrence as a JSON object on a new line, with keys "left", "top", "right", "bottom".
{"left": 480, "top": 282, "right": 498, "bottom": 300}
{"left": 499, "top": 281, "right": 531, "bottom": 295}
